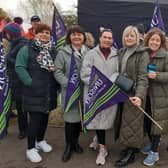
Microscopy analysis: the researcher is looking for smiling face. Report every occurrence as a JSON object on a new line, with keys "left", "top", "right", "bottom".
{"left": 124, "top": 30, "right": 137, "bottom": 47}
{"left": 148, "top": 34, "right": 161, "bottom": 52}
{"left": 99, "top": 31, "right": 113, "bottom": 48}
{"left": 70, "top": 32, "right": 85, "bottom": 47}
{"left": 36, "top": 30, "right": 51, "bottom": 43}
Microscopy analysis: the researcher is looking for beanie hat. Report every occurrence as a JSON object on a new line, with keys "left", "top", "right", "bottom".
{"left": 30, "top": 15, "right": 41, "bottom": 22}
{"left": 4, "top": 22, "right": 21, "bottom": 39}
{"left": 13, "top": 17, "right": 23, "bottom": 25}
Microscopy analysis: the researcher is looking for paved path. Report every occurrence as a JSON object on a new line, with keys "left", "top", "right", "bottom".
{"left": 0, "top": 122, "right": 168, "bottom": 168}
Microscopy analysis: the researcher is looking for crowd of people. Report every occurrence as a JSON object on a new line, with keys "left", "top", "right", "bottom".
{"left": 0, "top": 14, "right": 168, "bottom": 167}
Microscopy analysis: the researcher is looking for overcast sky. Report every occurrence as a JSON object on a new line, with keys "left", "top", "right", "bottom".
{"left": 1, "top": 0, "right": 77, "bottom": 12}
{"left": 0, "top": 0, "right": 77, "bottom": 31}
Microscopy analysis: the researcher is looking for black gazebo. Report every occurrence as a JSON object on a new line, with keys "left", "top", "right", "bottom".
{"left": 78, "top": 0, "right": 168, "bottom": 47}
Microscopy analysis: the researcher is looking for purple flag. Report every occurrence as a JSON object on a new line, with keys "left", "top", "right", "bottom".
{"left": 52, "top": 4, "right": 66, "bottom": 49}
{"left": 0, "top": 41, "right": 11, "bottom": 140}
{"left": 113, "top": 40, "right": 118, "bottom": 49}
{"left": 150, "top": 0, "right": 165, "bottom": 32}
{"left": 84, "top": 66, "right": 129, "bottom": 128}
{"left": 64, "top": 50, "right": 81, "bottom": 113}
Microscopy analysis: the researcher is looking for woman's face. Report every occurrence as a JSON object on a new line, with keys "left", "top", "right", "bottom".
{"left": 148, "top": 34, "right": 161, "bottom": 52}
{"left": 70, "top": 32, "right": 85, "bottom": 46}
{"left": 36, "top": 30, "right": 51, "bottom": 43}
{"left": 124, "top": 31, "right": 137, "bottom": 47}
{"left": 99, "top": 31, "right": 113, "bottom": 48}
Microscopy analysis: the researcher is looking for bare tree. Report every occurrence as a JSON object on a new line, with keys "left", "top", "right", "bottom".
{"left": 18, "top": 0, "right": 62, "bottom": 25}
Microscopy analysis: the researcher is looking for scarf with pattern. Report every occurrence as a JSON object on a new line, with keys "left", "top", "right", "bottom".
{"left": 34, "top": 39, "right": 55, "bottom": 71}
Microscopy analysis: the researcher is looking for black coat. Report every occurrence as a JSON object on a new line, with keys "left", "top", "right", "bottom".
{"left": 7, "top": 37, "right": 28, "bottom": 101}
{"left": 22, "top": 40, "right": 60, "bottom": 113}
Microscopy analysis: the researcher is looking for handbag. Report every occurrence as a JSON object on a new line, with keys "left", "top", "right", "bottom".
{"left": 115, "top": 74, "right": 134, "bottom": 93}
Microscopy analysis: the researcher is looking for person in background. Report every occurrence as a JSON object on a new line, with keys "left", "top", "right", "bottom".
{"left": 114, "top": 26, "right": 149, "bottom": 167}
{"left": 54, "top": 25, "right": 88, "bottom": 162}
{"left": 136, "top": 23, "right": 145, "bottom": 44}
{"left": 15, "top": 23, "right": 59, "bottom": 163}
{"left": 85, "top": 32, "right": 95, "bottom": 49}
{"left": 25, "top": 15, "right": 41, "bottom": 39}
{"left": 13, "top": 16, "right": 26, "bottom": 36}
{"left": 142, "top": 28, "right": 168, "bottom": 166}
{"left": 81, "top": 28, "right": 118, "bottom": 166}
{"left": 3, "top": 22, "right": 28, "bottom": 139}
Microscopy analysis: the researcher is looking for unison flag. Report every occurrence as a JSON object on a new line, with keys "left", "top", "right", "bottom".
{"left": 0, "top": 41, "right": 11, "bottom": 139}
{"left": 52, "top": 4, "right": 66, "bottom": 49}
{"left": 64, "top": 50, "right": 81, "bottom": 113}
{"left": 84, "top": 66, "right": 128, "bottom": 128}
{"left": 150, "top": 0, "right": 165, "bottom": 32}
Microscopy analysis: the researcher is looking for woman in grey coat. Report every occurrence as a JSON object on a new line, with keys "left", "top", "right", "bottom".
{"left": 54, "top": 25, "right": 88, "bottom": 162}
{"left": 115, "top": 26, "right": 149, "bottom": 167}
{"left": 81, "top": 29, "right": 118, "bottom": 165}
{"left": 142, "top": 28, "right": 168, "bottom": 166}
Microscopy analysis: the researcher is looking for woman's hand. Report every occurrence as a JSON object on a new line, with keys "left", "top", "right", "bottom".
{"left": 129, "top": 96, "right": 142, "bottom": 107}
{"left": 148, "top": 72, "right": 157, "bottom": 79}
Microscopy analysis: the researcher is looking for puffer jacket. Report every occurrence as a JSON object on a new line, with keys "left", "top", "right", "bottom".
{"left": 148, "top": 48, "right": 168, "bottom": 135}
{"left": 115, "top": 46, "right": 149, "bottom": 148}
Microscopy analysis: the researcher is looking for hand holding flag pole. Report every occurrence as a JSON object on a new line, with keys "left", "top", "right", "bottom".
{"left": 129, "top": 96, "right": 163, "bottom": 130}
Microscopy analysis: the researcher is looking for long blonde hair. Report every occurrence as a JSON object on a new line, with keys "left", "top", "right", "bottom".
{"left": 122, "top": 25, "right": 140, "bottom": 47}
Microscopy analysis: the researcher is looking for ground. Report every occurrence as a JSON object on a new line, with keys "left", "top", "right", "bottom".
{"left": 0, "top": 113, "right": 168, "bottom": 168}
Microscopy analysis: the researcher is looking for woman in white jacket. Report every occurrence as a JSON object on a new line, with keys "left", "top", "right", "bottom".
{"left": 80, "top": 28, "right": 118, "bottom": 165}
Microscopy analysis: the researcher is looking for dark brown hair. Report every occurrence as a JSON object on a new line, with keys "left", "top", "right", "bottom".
{"left": 143, "top": 28, "right": 166, "bottom": 49}
{"left": 99, "top": 28, "right": 113, "bottom": 37}
{"left": 34, "top": 23, "right": 51, "bottom": 34}
{"left": 65, "top": 25, "right": 86, "bottom": 44}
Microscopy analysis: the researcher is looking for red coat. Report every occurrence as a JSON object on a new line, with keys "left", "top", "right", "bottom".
{"left": 25, "top": 27, "right": 34, "bottom": 39}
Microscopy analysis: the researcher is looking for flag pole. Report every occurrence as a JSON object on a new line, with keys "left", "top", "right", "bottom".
{"left": 79, "top": 100, "right": 84, "bottom": 131}
{"left": 131, "top": 102, "right": 163, "bottom": 130}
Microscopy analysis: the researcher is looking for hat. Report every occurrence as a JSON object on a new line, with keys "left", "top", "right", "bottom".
{"left": 30, "top": 15, "right": 41, "bottom": 22}
{"left": 13, "top": 17, "right": 23, "bottom": 25}
{"left": 4, "top": 22, "right": 21, "bottom": 39}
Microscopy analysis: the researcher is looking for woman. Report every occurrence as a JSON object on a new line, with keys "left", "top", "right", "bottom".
{"left": 54, "top": 25, "right": 88, "bottom": 162}
{"left": 114, "top": 26, "right": 149, "bottom": 167}
{"left": 3, "top": 22, "right": 28, "bottom": 139}
{"left": 81, "top": 28, "right": 118, "bottom": 165}
{"left": 142, "top": 28, "right": 168, "bottom": 166}
{"left": 15, "top": 23, "right": 59, "bottom": 163}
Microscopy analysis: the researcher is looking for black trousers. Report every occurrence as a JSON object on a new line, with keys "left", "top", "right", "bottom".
{"left": 27, "top": 112, "right": 49, "bottom": 149}
{"left": 65, "top": 122, "right": 81, "bottom": 147}
{"left": 15, "top": 100, "right": 28, "bottom": 133}
{"left": 96, "top": 130, "right": 106, "bottom": 145}
{"left": 144, "top": 96, "right": 161, "bottom": 152}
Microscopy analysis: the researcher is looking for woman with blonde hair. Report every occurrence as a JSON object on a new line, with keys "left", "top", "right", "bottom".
{"left": 114, "top": 25, "right": 149, "bottom": 167}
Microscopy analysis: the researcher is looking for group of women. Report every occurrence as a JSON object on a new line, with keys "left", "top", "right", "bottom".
{"left": 3, "top": 20, "right": 168, "bottom": 167}
{"left": 55, "top": 24, "right": 168, "bottom": 167}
